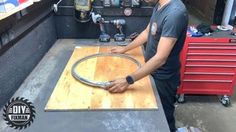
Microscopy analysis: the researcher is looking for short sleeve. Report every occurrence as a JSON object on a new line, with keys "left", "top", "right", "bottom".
{"left": 161, "top": 10, "right": 188, "bottom": 38}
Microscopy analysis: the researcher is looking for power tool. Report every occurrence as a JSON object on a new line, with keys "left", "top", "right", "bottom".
{"left": 91, "top": 13, "right": 111, "bottom": 42}
{"left": 92, "top": 13, "right": 126, "bottom": 42}
{"left": 109, "top": 19, "right": 126, "bottom": 41}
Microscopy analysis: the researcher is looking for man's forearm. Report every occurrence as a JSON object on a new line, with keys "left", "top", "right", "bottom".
{"left": 123, "top": 26, "right": 149, "bottom": 52}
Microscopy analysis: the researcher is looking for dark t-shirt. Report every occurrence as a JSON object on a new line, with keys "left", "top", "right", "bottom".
{"left": 145, "top": 0, "right": 188, "bottom": 82}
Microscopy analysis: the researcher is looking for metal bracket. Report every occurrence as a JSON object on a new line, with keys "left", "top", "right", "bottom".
{"left": 53, "top": 0, "right": 63, "bottom": 13}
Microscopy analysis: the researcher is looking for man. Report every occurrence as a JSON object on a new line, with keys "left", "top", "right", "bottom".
{"left": 105, "top": 0, "right": 188, "bottom": 131}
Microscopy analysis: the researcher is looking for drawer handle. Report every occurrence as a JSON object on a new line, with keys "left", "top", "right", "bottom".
{"left": 183, "top": 79, "right": 232, "bottom": 83}
{"left": 189, "top": 43, "right": 236, "bottom": 46}
{"left": 188, "top": 47, "right": 236, "bottom": 50}
{"left": 184, "top": 72, "right": 235, "bottom": 75}
{"left": 187, "top": 59, "right": 236, "bottom": 62}
{"left": 186, "top": 64, "right": 236, "bottom": 68}
{"left": 187, "top": 53, "right": 236, "bottom": 56}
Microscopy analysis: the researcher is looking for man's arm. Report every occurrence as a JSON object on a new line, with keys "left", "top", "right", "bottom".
{"left": 111, "top": 24, "right": 150, "bottom": 53}
{"left": 125, "top": 10, "right": 187, "bottom": 82}
{"left": 106, "top": 37, "right": 177, "bottom": 93}
{"left": 106, "top": 10, "right": 188, "bottom": 93}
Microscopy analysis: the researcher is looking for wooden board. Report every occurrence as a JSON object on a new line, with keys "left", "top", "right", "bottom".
{"left": 45, "top": 46, "right": 158, "bottom": 111}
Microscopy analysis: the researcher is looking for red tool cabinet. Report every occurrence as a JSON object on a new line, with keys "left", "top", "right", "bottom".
{"left": 177, "top": 31, "right": 236, "bottom": 106}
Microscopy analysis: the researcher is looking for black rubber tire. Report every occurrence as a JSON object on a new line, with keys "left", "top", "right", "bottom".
{"left": 177, "top": 94, "right": 185, "bottom": 103}
{"left": 220, "top": 96, "right": 231, "bottom": 107}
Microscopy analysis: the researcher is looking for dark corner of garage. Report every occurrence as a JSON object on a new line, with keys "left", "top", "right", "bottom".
{"left": 0, "top": 0, "right": 236, "bottom": 132}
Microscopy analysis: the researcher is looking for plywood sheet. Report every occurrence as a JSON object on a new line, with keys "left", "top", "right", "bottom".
{"left": 45, "top": 46, "right": 158, "bottom": 110}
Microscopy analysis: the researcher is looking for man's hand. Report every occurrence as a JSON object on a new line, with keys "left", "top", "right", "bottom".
{"left": 110, "top": 47, "right": 126, "bottom": 54}
{"left": 105, "top": 78, "right": 129, "bottom": 93}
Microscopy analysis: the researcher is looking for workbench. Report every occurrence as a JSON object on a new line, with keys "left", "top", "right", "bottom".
{"left": 0, "top": 39, "right": 170, "bottom": 132}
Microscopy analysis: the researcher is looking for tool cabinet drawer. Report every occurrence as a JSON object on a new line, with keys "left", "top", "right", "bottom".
{"left": 183, "top": 72, "right": 234, "bottom": 80}
{"left": 179, "top": 38, "right": 236, "bottom": 96}
{"left": 181, "top": 81, "right": 232, "bottom": 94}
{"left": 188, "top": 43, "right": 236, "bottom": 54}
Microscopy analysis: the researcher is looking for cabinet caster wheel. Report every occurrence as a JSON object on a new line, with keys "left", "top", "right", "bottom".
{"left": 177, "top": 94, "right": 185, "bottom": 103}
{"left": 220, "top": 95, "right": 231, "bottom": 107}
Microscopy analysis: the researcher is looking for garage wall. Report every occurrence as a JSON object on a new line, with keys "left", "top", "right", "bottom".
{"left": 0, "top": 1, "right": 57, "bottom": 108}
{"left": 185, "top": 0, "right": 217, "bottom": 23}
{"left": 55, "top": 0, "right": 152, "bottom": 39}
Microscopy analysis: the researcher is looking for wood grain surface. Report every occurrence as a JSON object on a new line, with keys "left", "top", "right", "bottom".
{"left": 45, "top": 46, "right": 158, "bottom": 110}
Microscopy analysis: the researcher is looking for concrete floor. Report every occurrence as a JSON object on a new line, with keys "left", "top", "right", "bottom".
{"left": 175, "top": 91, "right": 236, "bottom": 132}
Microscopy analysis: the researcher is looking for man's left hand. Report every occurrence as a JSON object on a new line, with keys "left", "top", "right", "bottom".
{"left": 105, "top": 78, "right": 129, "bottom": 93}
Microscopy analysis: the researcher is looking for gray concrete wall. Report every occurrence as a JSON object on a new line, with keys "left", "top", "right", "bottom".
{"left": 0, "top": 15, "right": 57, "bottom": 108}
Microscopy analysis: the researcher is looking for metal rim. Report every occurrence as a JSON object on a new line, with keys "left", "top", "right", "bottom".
{"left": 71, "top": 53, "right": 141, "bottom": 88}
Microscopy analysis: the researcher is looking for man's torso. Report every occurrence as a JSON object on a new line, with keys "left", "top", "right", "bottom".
{"left": 145, "top": 0, "right": 188, "bottom": 81}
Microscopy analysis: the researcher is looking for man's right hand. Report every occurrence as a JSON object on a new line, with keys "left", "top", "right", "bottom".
{"left": 110, "top": 47, "right": 126, "bottom": 54}
{"left": 110, "top": 23, "right": 149, "bottom": 54}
